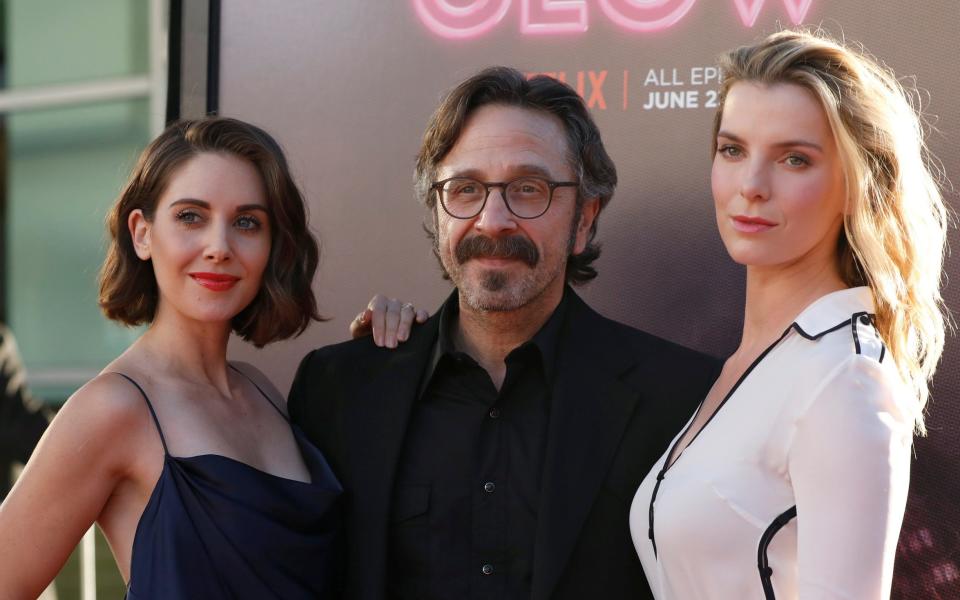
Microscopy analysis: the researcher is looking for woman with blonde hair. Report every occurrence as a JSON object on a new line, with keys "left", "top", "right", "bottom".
{"left": 628, "top": 29, "right": 949, "bottom": 599}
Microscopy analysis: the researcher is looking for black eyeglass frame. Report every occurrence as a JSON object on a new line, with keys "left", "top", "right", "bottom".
{"left": 430, "top": 176, "right": 580, "bottom": 220}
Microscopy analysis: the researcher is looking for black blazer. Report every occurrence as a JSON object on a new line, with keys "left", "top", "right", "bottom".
{"left": 289, "top": 291, "right": 719, "bottom": 600}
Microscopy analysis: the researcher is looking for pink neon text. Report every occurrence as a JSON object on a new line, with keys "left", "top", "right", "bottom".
{"left": 412, "top": 0, "right": 814, "bottom": 38}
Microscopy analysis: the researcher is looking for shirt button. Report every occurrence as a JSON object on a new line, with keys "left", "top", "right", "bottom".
{"left": 489, "top": 407, "right": 501, "bottom": 419}
{"left": 483, "top": 481, "right": 496, "bottom": 493}
{"left": 481, "top": 564, "right": 494, "bottom": 575}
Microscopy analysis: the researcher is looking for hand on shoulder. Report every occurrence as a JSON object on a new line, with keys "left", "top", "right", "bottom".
{"left": 349, "top": 294, "right": 430, "bottom": 348}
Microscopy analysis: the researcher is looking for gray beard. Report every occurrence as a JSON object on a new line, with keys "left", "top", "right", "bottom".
{"left": 459, "top": 267, "right": 552, "bottom": 313}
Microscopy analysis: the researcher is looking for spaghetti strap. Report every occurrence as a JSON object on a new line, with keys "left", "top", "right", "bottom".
{"left": 112, "top": 372, "right": 170, "bottom": 455}
{"left": 228, "top": 363, "right": 288, "bottom": 421}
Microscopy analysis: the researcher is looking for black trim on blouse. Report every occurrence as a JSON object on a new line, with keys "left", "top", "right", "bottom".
{"left": 758, "top": 505, "right": 798, "bottom": 599}
{"left": 646, "top": 309, "right": 883, "bottom": 562}
{"left": 850, "top": 311, "right": 887, "bottom": 363}
{"left": 648, "top": 324, "right": 795, "bottom": 558}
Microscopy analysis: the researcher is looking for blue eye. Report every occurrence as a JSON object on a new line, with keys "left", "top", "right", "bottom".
{"left": 176, "top": 210, "right": 202, "bottom": 224}
{"left": 235, "top": 215, "right": 262, "bottom": 231}
{"left": 784, "top": 154, "right": 810, "bottom": 167}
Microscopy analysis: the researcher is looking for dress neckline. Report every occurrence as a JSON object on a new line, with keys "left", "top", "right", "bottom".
{"left": 164, "top": 424, "right": 321, "bottom": 486}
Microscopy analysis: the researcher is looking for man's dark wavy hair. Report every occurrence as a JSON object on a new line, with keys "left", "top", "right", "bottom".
{"left": 414, "top": 66, "right": 618, "bottom": 285}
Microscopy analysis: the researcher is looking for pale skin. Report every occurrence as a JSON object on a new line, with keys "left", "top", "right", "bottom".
{"left": 0, "top": 152, "right": 310, "bottom": 598}
{"left": 357, "top": 104, "right": 598, "bottom": 390}
{"left": 668, "top": 81, "right": 848, "bottom": 464}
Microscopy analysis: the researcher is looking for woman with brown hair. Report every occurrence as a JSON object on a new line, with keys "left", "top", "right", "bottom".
{"left": 0, "top": 117, "right": 342, "bottom": 598}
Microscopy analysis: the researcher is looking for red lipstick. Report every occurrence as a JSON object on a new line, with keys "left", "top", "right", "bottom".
{"left": 189, "top": 272, "right": 240, "bottom": 291}
{"left": 731, "top": 215, "right": 776, "bottom": 233}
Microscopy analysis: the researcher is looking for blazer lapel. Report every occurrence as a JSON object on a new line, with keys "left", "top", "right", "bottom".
{"left": 344, "top": 314, "right": 439, "bottom": 598}
{"left": 532, "top": 295, "right": 642, "bottom": 600}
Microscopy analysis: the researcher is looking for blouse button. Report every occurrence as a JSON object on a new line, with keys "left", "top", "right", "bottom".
{"left": 482, "top": 564, "right": 494, "bottom": 575}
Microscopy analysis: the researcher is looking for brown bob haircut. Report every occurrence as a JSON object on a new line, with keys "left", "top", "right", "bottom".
{"left": 99, "top": 117, "right": 322, "bottom": 347}
{"left": 415, "top": 66, "right": 618, "bottom": 285}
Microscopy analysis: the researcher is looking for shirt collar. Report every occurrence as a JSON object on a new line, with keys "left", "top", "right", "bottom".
{"left": 522, "top": 286, "right": 568, "bottom": 380}
{"left": 425, "top": 286, "right": 570, "bottom": 386}
{"left": 793, "top": 286, "right": 874, "bottom": 339}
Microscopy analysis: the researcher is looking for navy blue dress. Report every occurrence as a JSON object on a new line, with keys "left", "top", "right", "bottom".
{"left": 116, "top": 372, "right": 343, "bottom": 599}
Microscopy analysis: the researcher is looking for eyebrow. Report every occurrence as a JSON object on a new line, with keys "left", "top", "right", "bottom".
{"left": 716, "top": 130, "right": 824, "bottom": 152}
{"left": 168, "top": 198, "right": 269, "bottom": 213}
{"left": 444, "top": 164, "right": 556, "bottom": 180}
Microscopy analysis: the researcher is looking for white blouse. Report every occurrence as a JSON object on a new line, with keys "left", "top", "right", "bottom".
{"left": 629, "top": 287, "right": 914, "bottom": 600}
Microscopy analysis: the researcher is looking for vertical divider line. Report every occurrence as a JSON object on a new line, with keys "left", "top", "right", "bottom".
{"left": 149, "top": 0, "right": 169, "bottom": 135}
{"left": 166, "top": 0, "right": 183, "bottom": 124}
{"left": 80, "top": 526, "right": 97, "bottom": 600}
{"left": 206, "top": 0, "right": 221, "bottom": 115}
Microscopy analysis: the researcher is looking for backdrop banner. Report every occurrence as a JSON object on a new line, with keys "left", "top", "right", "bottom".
{"left": 219, "top": 2, "right": 959, "bottom": 596}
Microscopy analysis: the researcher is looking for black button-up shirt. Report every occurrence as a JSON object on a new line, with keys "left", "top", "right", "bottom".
{"left": 387, "top": 291, "right": 568, "bottom": 600}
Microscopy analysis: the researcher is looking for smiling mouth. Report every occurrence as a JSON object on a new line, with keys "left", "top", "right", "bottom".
{"left": 189, "top": 273, "right": 240, "bottom": 291}
{"left": 731, "top": 216, "right": 776, "bottom": 233}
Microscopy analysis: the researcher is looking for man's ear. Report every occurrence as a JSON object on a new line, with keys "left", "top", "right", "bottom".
{"left": 129, "top": 209, "right": 152, "bottom": 260}
{"left": 572, "top": 197, "right": 600, "bottom": 255}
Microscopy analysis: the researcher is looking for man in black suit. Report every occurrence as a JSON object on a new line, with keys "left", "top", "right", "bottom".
{"left": 289, "top": 66, "right": 718, "bottom": 600}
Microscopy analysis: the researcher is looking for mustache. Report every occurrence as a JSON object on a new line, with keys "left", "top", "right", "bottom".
{"left": 455, "top": 235, "right": 539, "bottom": 267}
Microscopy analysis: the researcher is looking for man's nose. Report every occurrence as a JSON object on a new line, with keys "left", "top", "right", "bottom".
{"left": 474, "top": 187, "right": 517, "bottom": 233}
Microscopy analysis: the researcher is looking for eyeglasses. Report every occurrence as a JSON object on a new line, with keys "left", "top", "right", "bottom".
{"left": 431, "top": 176, "right": 579, "bottom": 219}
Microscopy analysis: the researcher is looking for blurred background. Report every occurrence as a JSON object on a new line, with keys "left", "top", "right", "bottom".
{"left": 1, "top": 0, "right": 162, "bottom": 596}
{"left": 1, "top": 1, "right": 957, "bottom": 598}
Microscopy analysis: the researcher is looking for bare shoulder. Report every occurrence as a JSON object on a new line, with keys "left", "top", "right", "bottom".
{"left": 61, "top": 373, "right": 150, "bottom": 427}
{"left": 54, "top": 373, "right": 158, "bottom": 457}
{"left": 229, "top": 360, "right": 287, "bottom": 412}
{"left": 0, "top": 372, "right": 160, "bottom": 596}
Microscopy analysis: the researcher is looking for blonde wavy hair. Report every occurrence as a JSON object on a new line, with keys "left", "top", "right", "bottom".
{"left": 712, "top": 29, "right": 950, "bottom": 433}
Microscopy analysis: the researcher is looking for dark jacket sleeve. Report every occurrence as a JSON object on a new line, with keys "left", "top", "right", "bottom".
{"left": 287, "top": 346, "right": 351, "bottom": 478}
{"left": 287, "top": 349, "right": 316, "bottom": 427}
{"left": 0, "top": 325, "right": 53, "bottom": 499}
{"left": 0, "top": 325, "right": 52, "bottom": 465}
